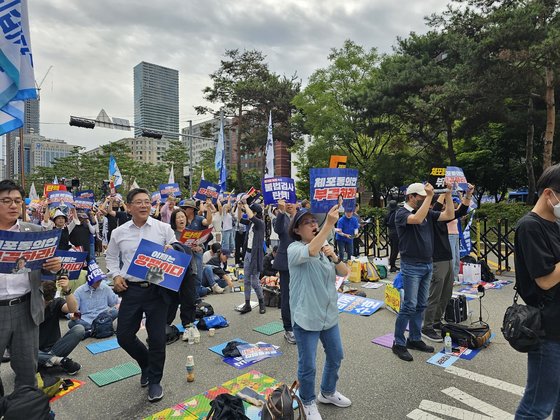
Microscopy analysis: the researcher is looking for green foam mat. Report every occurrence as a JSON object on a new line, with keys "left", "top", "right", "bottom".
{"left": 89, "top": 362, "right": 141, "bottom": 387}
{"left": 253, "top": 321, "right": 285, "bottom": 336}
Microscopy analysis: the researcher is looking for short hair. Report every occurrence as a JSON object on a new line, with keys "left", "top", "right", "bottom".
{"left": 0, "top": 179, "right": 25, "bottom": 198}
{"left": 537, "top": 164, "right": 560, "bottom": 196}
{"left": 42, "top": 281, "right": 57, "bottom": 302}
{"left": 211, "top": 242, "right": 222, "bottom": 253}
{"left": 126, "top": 188, "right": 150, "bottom": 204}
{"left": 170, "top": 208, "right": 187, "bottom": 231}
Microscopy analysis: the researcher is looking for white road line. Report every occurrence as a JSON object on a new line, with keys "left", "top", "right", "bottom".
{"left": 445, "top": 366, "right": 525, "bottom": 396}
{"left": 407, "top": 408, "right": 445, "bottom": 420}
{"left": 442, "top": 387, "right": 514, "bottom": 419}
{"left": 419, "top": 400, "right": 493, "bottom": 420}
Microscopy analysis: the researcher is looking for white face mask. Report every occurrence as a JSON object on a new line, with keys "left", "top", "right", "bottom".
{"left": 548, "top": 191, "right": 560, "bottom": 219}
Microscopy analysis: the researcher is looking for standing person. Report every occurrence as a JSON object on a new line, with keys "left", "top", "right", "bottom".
{"left": 385, "top": 200, "right": 400, "bottom": 272}
{"left": 237, "top": 202, "right": 266, "bottom": 315}
{"left": 42, "top": 208, "right": 71, "bottom": 251}
{"left": 219, "top": 197, "right": 235, "bottom": 253}
{"left": 106, "top": 188, "right": 177, "bottom": 402}
{"left": 288, "top": 205, "right": 351, "bottom": 420}
{"left": 69, "top": 210, "right": 96, "bottom": 261}
{"left": 273, "top": 199, "right": 298, "bottom": 344}
{"left": 392, "top": 182, "right": 454, "bottom": 362}
{"left": 335, "top": 207, "right": 359, "bottom": 261}
{"left": 447, "top": 197, "right": 462, "bottom": 283}
{"left": 234, "top": 202, "right": 247, "bottom": 266}
{"left": 269, "top": 207, "right": 280, "bottom": 249}
{"left": 513, "top": 164, "right": 560, "bottom": 419}
{"left": 160, "top": 196, "right": 178, "bottom": 224}
{"left": 0, "top": 179, "right": 62, "bottom": 389}
{"left": 103, "top": 195, "right": 131, "bottom": 243}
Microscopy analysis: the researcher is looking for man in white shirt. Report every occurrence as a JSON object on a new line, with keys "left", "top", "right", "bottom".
{"left": 106, "top": 188, "right": 177, "bottom": 403}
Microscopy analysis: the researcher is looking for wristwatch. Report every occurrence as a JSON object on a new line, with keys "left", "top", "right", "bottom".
{"left": 332, "top": 258, "right": 342, "bottom": 265}
{"left": 62, "top": 289, "right": 72, "bottom": 296}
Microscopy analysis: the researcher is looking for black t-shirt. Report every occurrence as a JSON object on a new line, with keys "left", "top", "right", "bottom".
{"left": 515, "top": 212, "right": 560, "bottom": 338}
{"left": 432, "top": 202, "right": 469, "bottom": 262}
{"left": 39, "top": 298, "right": 66, "bottom": 350}
{"left": 395, "top": 206, "right": 441, "bottom": 264}
{"left": 107, "top": 211, "right": 131, "bottom": 242}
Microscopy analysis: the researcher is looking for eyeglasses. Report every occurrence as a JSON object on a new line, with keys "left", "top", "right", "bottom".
{"left": 131, "top": 200, "right": 151, "bottom": 206}
{"left": 300, "top": 218, "right": 318, "bottom": 226}
{"left": 0, "top": 198, "right": 23, "bottom": 206}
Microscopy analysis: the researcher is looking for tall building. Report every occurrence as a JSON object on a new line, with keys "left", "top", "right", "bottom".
{"left": 181, "top": 118, "right": 233, "bottom": 170}
{"left": 85, "top": 137, "right": 169, "bottom": 165}
{"left": 134, "top": 62, "right": 179, "bottom": 139}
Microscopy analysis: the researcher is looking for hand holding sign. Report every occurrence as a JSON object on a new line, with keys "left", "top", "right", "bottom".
{"left": 326, "top": 204, "right": 341, "bottom": 227}
{"left": 424, "top": 183, "right": 434, "bottom": 197}
{"left": 43, "top": 257, "right": 62, "bottom": 273}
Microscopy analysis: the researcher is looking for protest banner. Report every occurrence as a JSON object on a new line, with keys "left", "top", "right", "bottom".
{"left": 48, "top": 190, "right": 74, "bottom": 209}
{"left": 76, "top": 190, "right": 95, "bottom": 200}
{"left": 243, "top": 186, "right": 261, "bottom": 205}
{"left": 43, "top": 183, "right": 67, "bottom": 197}
{"left": 384, "top": 284, "right": 402, "bottom": 314}
{"left": 127, "top": 239, "right": 191, "bottom": 292}
{"left": 43, "top": 250, "right": 88, "bottom": 281}
{"left": 159, "top": 183, "right": 181, "bottom": 200}
{"left": 428, "top": 166, "right": 447, "bottom": 193}
{"left": 445, "top": 166, "right": 469, "bottom": 191}
{"left": 74, "top": 197, "right": 94, "bottom": 210}
{"left": 179, "top": 227, "right": 214, "bottom": 248}
{"left": 329, "top": 155, "right": 347, "bottom": 168}
{"left": 261, "top": 177, "right": 296, "bottom": 205}
{"left": 336, "top": 293, "right": 384, "bottom": 316}
{"left": 237, "top": 343, "right": 282, "bottom": 361}
{"left": 151, "top": 192, "right": 161, "bottom": 205}
{"left": 87, "top": 259, "right": 107, "bottom": 285}
{"left": 0, "top": 230, "right": 61, "bottom": 274}
{"left": 195, "top": 180, "right": 220, "bottom": 203}
{"left": 310, "top": 168, "right": 358, "bottom": 213}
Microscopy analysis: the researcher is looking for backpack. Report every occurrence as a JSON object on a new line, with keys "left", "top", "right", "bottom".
{"left": 91, "top": 312, "right": 114, "bottom": 338}
{"left": 165, "top": 324, "right": 180, "bottom": 345}
{"left": 197, "top": 315, "right": 228, "bottom": 330}
{"left": 263, "top": 286, "right": 281, "bottom": 308}
{"left": 502, "top": 291, "right": 544, "bottom": 352}
{"left": 478, "top": 259, "right": 495, "bottom": 282}
{"left": 0, "top": 385, "right": 53, "bottom": 420}
{"left": 261, "top": 381, "right": 305, "bottom": 420}
{"left": 195, "top": 302, "right": 214, "bottom": 319}
{"left": 207, "top": 393, "right": 249, "bottom": 420}
{"left": 444, "top": 295, "right": 469, "bottom": 323}
{"left": 221, "top": 341, "right": 243, "bottom": 358}
{"left": 441, "top": 322, "right": 491, "bottom": 349}
{"left": 375, "top": 265, "right": 387, "bottom": 280}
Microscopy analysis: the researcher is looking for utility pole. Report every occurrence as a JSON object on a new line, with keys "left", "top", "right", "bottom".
{"left": 189, "top": 120, "right": 193, "bottom": 195}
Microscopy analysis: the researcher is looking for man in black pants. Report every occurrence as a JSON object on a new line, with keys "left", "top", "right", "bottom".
{"left": 106, "top": 188, "right": 177, "bottom": 403}
{"left": 273, "top": 199, "right": 297, "bottom": 344}
{"left": 385, "top": 200, "right": 400, "bottom": 272}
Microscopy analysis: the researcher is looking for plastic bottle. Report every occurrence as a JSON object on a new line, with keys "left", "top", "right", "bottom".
{"left": 192, "top": 324, "right": 200, "bottom": 344}
{"left": 444, "top": 332, "right": 453, "bottom": 354}
{"left": 187, "top": 327, "right": 194, "bottom": 345}
{"left": 186, "top": 355, "right": 195, "bottom": 382}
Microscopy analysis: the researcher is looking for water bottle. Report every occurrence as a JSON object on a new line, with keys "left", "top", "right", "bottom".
{"left": 187, "top": 327, "right": 194, "bottom": 345}
{"left": 186, "top": 355, "right": 195, "bottom": 382}
{"left": 192, "top": 324, "right": 200, "bottom": 344}
{"left": 444, "top": 332, "right": 453, "bottom": 354}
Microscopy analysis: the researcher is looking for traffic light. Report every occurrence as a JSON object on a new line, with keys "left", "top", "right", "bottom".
{"left": 141, "top": 129, "right": 163, "bottom": 139}
{"left": 69, "top": 116, "right": 95, "bottom": 129}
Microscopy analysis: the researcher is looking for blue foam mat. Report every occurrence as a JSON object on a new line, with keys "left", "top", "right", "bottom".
{"left": 86, "top": 338, "right": 120, "bottom": 354}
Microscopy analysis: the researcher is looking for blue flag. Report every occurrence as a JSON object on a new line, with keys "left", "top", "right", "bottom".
{"left": 109, "top": 155, "right": 123, "bottom": 188}
{"left": 215, "top": 116, "right": 227, "bottom": 193}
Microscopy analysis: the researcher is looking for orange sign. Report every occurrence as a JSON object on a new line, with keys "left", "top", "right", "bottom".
{"left": 329, "top": 155, "right": 347, "bottom": 168}
{"left": 43, "top": 184, "right": 66, "bottom": 197}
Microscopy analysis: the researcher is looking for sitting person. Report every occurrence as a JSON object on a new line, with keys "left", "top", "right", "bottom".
{"left": 262, "top": 246, "right": 278, "bottom": 277}
{"left": 68, "top": 278, "right": 119, "bottom": 336}
{"left": 38, "top": 277, "right": 84, "bottom": 375}
{"left": 203, "top": 242, "right": 221, "bottom": 264}
{"left": 203, "top": 249, "right": 235, "bottom": 292}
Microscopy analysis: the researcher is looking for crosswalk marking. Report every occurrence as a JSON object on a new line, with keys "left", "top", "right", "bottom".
{"left": 419, "top": 400, "right": 493, "bottom": 420}
{"left": 442, "top": 387, "right": 514, "bottom": 419}
{"left": 407, "top": 409, "right": 445, "bottom": 419}
{"left": 445, "top": 366, "right": 525, "bottom": 396}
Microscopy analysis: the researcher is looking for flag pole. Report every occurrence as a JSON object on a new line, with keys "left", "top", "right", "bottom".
{"left": 19, "top": 127, "right": 25, "bottom": 189}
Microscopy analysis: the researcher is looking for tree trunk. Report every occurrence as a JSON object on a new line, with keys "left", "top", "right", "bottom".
{"left": 446, "top": 120, "right": 457, "bottom": 165}
{"left": 236, "top": 104, "right": 244, "bottom": 191}
{"left": 543, "top": 67, "right": 555, "bottom": 169}
{"left": 526, "top": 97, "right": 536, "bottom": 205}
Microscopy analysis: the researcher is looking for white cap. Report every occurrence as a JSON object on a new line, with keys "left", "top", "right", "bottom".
{"left": 52, "top": 209, "right": 67, "bottom": 220}
{"left": 405, "top": 183, "right": 427, "bottom": 196}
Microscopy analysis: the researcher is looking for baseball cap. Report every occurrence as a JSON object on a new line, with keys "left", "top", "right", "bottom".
{"left": 405, "top": 183, "right": 427, "bottom": 196}
{"left": 221, "top": 249, "right": 231, "bottom": 257}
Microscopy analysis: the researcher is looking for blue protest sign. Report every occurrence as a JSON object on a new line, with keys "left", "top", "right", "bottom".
{"left": 151, "top": 192, "right": 161, "bottom": 205}
{"left": 336, "top": 293, "right": 384, "bottom": 316}
{"left": 195, "top": 180, "right": 220, "bottom": 203}
{"left": 0, "top": 229, "right": 61, "bottom": 274}
{"left": 126, "top": 239, "right": 191, "bottom": 292}
{"left": 159, "top": 183, "right": 181, "bottom": 200}
{"left": 87, "top": 259, "right": 107, "bottom": 285}
{"left": 261, "top": 177, "right": 296, "bottom": 205}
{"left": 74, "top": 197, "right": 94, "bottom": 210}
{"left": 43, "top": 250, "right": 87, "bottom": 281}
{"left": 48, "top": 191, "right": 74, "bottom": 209}
{"left": 310, "top": 168, "right": 358, "bottom": 213}
{"left": 76, "top": 190, "right": 95, "bottom": 201}
{"left": 445, "top": 166, "right": 468, "bottom": 192}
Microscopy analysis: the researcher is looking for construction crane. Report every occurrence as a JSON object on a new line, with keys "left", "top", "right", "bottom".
{"left": 35, "top": 65, "right": 53, "bottom": 99}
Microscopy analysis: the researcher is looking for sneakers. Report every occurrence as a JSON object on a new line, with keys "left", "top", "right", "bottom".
{"left": 303, "top": 401, "right": 323, "bottom": 420}
{"left": 60, "top": 357, "right": 81, "bottom": 375}
{"left": 212, "top": 283, "right": 224, "bottom": 294}
{"left": 284, "top": 331, "right": 296, "bottom": 345}
{"left": 406, "top": 338, "right": 435, "bottom": 353}
{"left": 317, "top": 391, "right": 352, "bottom": 408}
{"left": 140, "top": 368, "right": 149, "bottom": 387}
{"left": 392, "top": 343, "right": 413, "bottom": 361}
{"left": 148, "top": 383, "right": 164, "bottom": 402}
{"left": 433, "top": 322, "right": 443, "bottom": 331}
{"left": 258, "top": 299, "right": 266, "bottom": 314}
{"left": 421, "top": 327, "right": 443, "bottom": 343}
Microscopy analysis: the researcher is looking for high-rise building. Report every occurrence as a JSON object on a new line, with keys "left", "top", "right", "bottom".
{"left": 85, "top": 137, "right": 169, "bottom": 165}
{"left": 181, "top": 118, "right": 233, "bottom": 170}
{"left": 134, "top": 62, "right": 179, "bottom": 139}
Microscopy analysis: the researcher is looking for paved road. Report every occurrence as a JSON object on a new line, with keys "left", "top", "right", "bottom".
{"left": 2, "top": 261, "right": 525, "bottom": 419}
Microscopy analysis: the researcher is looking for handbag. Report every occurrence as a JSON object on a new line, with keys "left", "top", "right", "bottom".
{"left": 502, "top": 290, "right": 544, "bottom": 352}
{"left": 441, "top": 322, "right": 491, "bottom": 349}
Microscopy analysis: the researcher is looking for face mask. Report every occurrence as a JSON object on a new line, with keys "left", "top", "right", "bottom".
{"left": 549, "top": 192, "right": 560, "bottom": 218}
{"left": 415, "top": 199, "right": 424, "bottom": 209}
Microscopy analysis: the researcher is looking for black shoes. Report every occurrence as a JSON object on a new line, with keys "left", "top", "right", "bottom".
{"left": 392, "top": 344, "right": 413, "bottom": 361}
{"left": 148, "top": 383, "right": 163, "bottom": 402}
{"left": 60, "top": 357, "right": 81, "bottom": 375}
{"left": 258, "top": 299, "right": 266, "bottom": 314}
{"left": 406, "top": 339, "right": 435, "bottom": 353}
{"left": 421, "top": 327, "right": 443, "bottom": 343}
{"left": 239, "top": 304, "right": 252, "bottom": 314}
{"left": 389, "top": 266, "right": 399, "bottom": 273}
{"left": 140, "top": 368, "right": 149, "bottom": 387}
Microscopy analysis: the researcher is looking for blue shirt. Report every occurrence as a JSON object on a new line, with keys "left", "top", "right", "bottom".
{"left": 335, "top": 215, "right": 360, "bottom": 243}
{"left": 288, "top": 241, "right": 339, "bottom": 331}
{"left": 73, "top": 281, "right": 119, "bottom": 325}
{"left": 187, "top": 215, "right": 205, "bottom": 231}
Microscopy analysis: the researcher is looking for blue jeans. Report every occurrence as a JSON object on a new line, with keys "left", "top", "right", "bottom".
{"left": 337, "top": 240, "right": 353, "bottom": 261}
{"left": 516, "top": 339, "right": 560, "bottom": 419}
{"left": 293, "top": 323, "right": 344, "bottom": 405}
{"left": 38, "top": 325, "right": 85, "bottom": 366}
{"left": 448, "top": 234, "right": 460, "bottom": 281}
{"left": 202, "top": 266, "right": 227, "bottom": 289}
{"left": 221, "top": 229, "right": 235, "bottom": 252}
{"left": 394, "top": 261, "right": 432, "bottom": 346}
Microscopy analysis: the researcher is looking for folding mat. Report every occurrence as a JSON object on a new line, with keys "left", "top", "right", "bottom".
{"left": 89, "top": 362, "right": 141, "bottom": 387}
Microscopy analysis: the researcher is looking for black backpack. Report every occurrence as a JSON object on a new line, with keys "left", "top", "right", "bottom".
{"left": 207, "top": 393, "right": 249, "bottom": 420}
{"left": 195, "top": 302, "right": 214, "bottom": 319}
{"left": 91, "top": 312, "right": 114, "bottom": 338}
{"left": 478, "top": 259, "right": 495, "bottom": 282}
{"left": 444, "top": 295, "right": 468, "bottom": 323}
{"left": 165, "top": 325, "right": 180, "bottom": 345}
{"left": 0, "top": 385, "right": 53, "bottom": 420}
{"left": 441, "top": 322, "right": 491, "bottom": 349}
{"left": 502, "top": 291, "right": 544, "bottom": 352}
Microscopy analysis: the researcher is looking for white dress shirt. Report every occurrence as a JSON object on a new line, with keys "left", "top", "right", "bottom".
{"left": 0, "top": 221, "right": 31, "bottom": 299}
{"left": 105, "top": 216, "right": 177, "bottom": 282}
